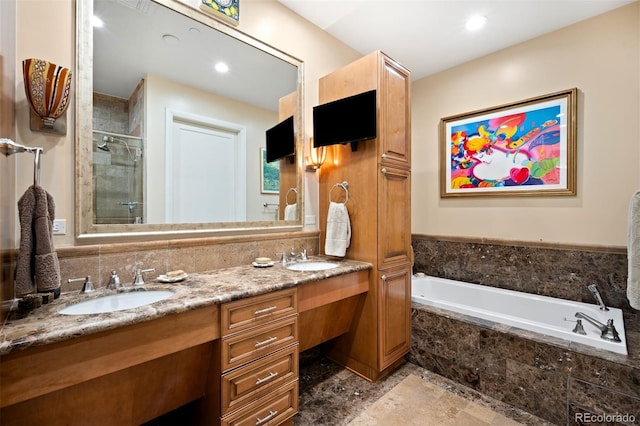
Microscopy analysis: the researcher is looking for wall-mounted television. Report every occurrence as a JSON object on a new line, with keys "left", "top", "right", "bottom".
{"left": 313, "top": 89, "right": 377, "bottom": 151}
{"left": 266, "top": 115, "right": 295, "bottom": 163}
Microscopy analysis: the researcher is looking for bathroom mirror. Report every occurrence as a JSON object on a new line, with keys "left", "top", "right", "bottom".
{"left": 76, "top": 0, "right": 304, "bottom": 241}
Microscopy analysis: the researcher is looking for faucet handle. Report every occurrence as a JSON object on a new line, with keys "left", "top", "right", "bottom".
{"left": 133, "top": 268, "right": 155, "bottom": 286}
{"left": 107, "top": 270, "right": 121, "bottom": 290}
{"left": 68, "top": 275, "right": 95, "bottom": 293}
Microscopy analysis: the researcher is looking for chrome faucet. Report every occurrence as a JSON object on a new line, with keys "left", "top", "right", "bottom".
{"left": 68, "top": 275, "right": 95, "bottom": 294}
{"left": 106, "top": 270, "right": 121, "bottom": 290}
{"left": 132, "top": 267, "right": 155, "bottom": 287}
{"left": 574, "top": 312, "right": 621, "bottom": 342}
{"left": 587, "top": 284, "right": 609, "bottom": 311}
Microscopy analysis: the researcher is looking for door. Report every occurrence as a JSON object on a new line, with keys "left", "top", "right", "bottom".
{"left": 165, "top": 112, "right": 246, "bottom": 223}
{"left": 378, "top": 266, "right": 412, "bottom": 370}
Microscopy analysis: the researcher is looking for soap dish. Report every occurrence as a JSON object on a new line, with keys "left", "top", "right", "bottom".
{"left": 252, "top": 261, "right": 275, "bottom": 268}
{"left": 157, "top": 273, "right": 189, "bottom": 283}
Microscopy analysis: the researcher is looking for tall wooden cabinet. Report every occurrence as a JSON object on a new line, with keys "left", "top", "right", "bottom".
{"left": 318, "top": 51, "right": 411, "bottom": 381}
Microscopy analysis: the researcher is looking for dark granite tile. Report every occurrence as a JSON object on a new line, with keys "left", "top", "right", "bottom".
{"left": 604, "top": 362, "right": 640, "bottom": 398}
{"left": 506, "top": 359, "right": 567, "bottom": 425}
{"left": 568, "top": 377, "right": 640, "bottom": 424}
{"left": 480, "top": 372, "right": 538, "bottom": 414}
{"left": 480, "top": 328, "right": 536, "bottom": 364}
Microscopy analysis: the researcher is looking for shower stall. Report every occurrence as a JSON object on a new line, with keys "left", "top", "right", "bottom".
{"left": 92, "top": 129, "right": 144, "bottom": 224}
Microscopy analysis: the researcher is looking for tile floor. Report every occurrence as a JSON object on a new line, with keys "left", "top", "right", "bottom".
{"left": 294, "top": 352, "right": 551, "bottom": 426}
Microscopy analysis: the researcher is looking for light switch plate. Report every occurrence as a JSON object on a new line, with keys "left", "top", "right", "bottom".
{"left": 53, "top": 219, "right": 66, "bottom": 235}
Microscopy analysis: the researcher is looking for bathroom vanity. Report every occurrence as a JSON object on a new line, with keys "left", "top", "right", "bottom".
{"left": 0, "top": 259, "right": 371, "bottom": 425}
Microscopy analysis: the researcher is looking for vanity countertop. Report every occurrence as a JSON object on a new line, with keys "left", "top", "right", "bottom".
{"left": 0, "top": 258, "right": 372, "bottom": 356}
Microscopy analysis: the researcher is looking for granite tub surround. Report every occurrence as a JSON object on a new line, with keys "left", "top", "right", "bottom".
{"left": 0, "top": 257, "right": 372, "bottom": 355}
{"left": 411, "top": 234, "right": 636, "bottom": 329}
{"left": 409, "top": 303, "right": 640, "bottom": 425}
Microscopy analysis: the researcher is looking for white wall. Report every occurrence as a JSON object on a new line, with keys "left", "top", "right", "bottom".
{"left": 411, "top": 3, "right": 640, "bottom": 247}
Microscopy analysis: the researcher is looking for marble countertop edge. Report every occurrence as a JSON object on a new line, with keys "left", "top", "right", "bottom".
{"left": 1, "top": 258, "right": 372, "bottom": 356}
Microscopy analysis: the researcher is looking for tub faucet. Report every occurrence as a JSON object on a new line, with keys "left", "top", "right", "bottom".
{"left": 587, "top": 284, "right": 609, "bottom": 311}
{"left": 574, "top": 312, "right": 621, "bottom": 342}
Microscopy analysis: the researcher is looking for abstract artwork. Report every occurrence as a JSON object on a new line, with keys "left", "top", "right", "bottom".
{"left": 440, "top": 88, "right": 577, "bottom": 197}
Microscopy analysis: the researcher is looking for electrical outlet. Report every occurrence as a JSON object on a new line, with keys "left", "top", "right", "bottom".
{"left": 52, "top": 219, "right": 66, "bottom": 235}
{"left": 305, "top": 215, "right": 316, "bottom": 225}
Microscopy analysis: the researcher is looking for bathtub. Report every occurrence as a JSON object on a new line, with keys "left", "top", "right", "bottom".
{"left": 411, "top": 275, "right": 628, "bottom": 355}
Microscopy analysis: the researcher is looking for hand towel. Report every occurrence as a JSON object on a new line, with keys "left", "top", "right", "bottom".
{"left": 628, "top": 190, "right": 640, "bottom": 310}
{"left": 15, "top": 185, "right": 61, "bottom": 297}
{"left": 325, "top": 201, "right": 351, "bottom": 257}
{"left": 284, "top": 203, "right": 297, "bottom": 221}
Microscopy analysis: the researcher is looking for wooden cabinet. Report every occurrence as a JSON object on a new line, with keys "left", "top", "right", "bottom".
{"left": 319, "top": 51, "right": 411, "bottom": 381}
{"left": 219, "top": 288, "right": 299, "bottom": 425}
{"left": 378, "top": 267, "right": 411, "bottom": 370}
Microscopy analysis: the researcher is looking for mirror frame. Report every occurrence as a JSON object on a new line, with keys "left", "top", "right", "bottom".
{"left": 75, "top": 0, "right": 305, "bottom": 242}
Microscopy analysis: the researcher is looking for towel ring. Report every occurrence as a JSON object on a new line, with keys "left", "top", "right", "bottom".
{"left": 329, "top": 181, "right": 349, "bottom": 204}
{"left": 285, "top": 187, "right": 298, "bottom": 206}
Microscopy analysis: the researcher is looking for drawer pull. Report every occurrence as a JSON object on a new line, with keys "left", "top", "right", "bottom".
{"left": 255, "top": 336, "right": 278, "bottom": 348}
{"left": 254, "top": 305, "right": 277, "bottom": 315}
{"left": 255, "top": 371, "right": 279, "bottom": 385}
{"left": 381, "top": 168, "right": 387, "bottom": 174}
{"left": 256, "top": 410, "right": 278, "bottom": 425}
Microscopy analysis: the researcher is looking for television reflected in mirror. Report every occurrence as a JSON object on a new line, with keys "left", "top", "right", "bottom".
{"left": 266, "top": 115, "right": 295, "bottom": 163}
{"left": 313, "top": 89, "right": 377, "bottom": 151}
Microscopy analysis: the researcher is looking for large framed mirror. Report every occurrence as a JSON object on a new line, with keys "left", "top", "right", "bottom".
{"left": 76, "top": 0, "right": 304, "bottom": 242}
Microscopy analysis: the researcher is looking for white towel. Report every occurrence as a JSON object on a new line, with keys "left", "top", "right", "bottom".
{"left": 284, "top": 203, "right": 297, "bottom": 221}
{"left": 628, "top": 190, "right": 640, "bottom": 310}
{"left": 325, "top": 201, "right": 351, "bottom": 257}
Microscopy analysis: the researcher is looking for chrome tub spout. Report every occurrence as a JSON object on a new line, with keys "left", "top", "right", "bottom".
{"left": 574, "top": 312, "right": 621, "bottom": 342}
{"left": 587, "top": 284, "right": 609, "bottom": 311}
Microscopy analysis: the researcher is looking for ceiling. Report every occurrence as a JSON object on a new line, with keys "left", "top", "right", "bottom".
{"left": 93, "top": 0, "right": 298, "bottom": 111}
{"left": 277, "top": 0, "right": 637, "bottom": 80}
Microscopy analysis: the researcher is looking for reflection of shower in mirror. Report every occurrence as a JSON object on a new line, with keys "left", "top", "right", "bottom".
{"left": 97, "top": 135, "right": 142, "bottom": 163}
{"left": 92, "top": 130, "right": 144, "bottom": 225}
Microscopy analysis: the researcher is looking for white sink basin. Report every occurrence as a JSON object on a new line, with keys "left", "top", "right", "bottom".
{"left": 59, "top": 290, "right": 173, "bottom": 315}
{"left": 286, "top": 261, "right": 339, "bottom": 272}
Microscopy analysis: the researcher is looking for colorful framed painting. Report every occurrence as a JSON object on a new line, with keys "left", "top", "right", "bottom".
{"left": 440, "top": 88, "right": 577, "bottom": 198}
{"left": 200, "top": 0, "right": 239, "bottom": 26}
{"left": 260, "top": 148, "right": 279, "bottom": 194}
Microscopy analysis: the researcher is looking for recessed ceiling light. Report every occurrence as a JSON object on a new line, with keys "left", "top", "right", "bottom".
{"left": 92, "top": 15, "right": 104, "bottom": 28}
{"left": 465, "top": 15, "right": 487, "bottom": 31}
{"left": 215, "top": 62, "right": 229, "bottom": 73}
{"left": 162, "top": 34, "right": 180, "bottom": 46}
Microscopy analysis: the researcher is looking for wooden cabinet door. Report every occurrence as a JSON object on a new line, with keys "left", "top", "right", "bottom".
{"left": 378, "top": 54, "right": 411, "bottom": 168}
{"left": 378, "top": 165, "right": 411, "bottom": 269}
{"left": 378, "top": 266, "right": 411, "bottom": 370}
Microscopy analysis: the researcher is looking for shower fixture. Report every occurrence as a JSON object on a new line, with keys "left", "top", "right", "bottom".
{"left": 97, "top": 135, "right": 142, "bottom": 163}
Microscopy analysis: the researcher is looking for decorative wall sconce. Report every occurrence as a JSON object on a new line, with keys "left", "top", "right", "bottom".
{"left": 22, "top": 58, "right": 72, "bottom": 134}
{"left": 305, "top": 138, "right": 326, "bottom": 171}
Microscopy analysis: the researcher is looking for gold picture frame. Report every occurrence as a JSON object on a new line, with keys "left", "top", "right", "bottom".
{"left": 440, "top": 88, "right": 577, "bottom": 197}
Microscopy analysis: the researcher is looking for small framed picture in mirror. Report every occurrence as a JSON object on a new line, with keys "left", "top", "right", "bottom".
{"left": 260, "top": 148, "right": 279, "bottom": 194}
{"left": 200, "top": 0, "right": 239, "bottom": 26}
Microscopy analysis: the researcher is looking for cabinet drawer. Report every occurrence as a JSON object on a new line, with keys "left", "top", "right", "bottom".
{"left": 222, "top": 317, "right": 298, "bottom": 371}
{"left": 221, "top": 289, "right": 297, "bottom": 337}
{"left": 221, "top": 345, "right": 298, "bottom": 415}
{"left": 221, "top": 380, "right": 298, "bottom": 426}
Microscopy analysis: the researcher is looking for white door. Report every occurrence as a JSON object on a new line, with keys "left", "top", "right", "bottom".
{"left": 165, "top": 111, "right": 247, "bottom": 223}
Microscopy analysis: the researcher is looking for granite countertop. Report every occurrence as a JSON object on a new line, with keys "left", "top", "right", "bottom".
{"left": 0, "top": 258, "right": 372, "bottom": 356}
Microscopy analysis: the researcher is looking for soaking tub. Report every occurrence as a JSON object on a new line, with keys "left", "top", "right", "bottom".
{"left": 411, "top": 275, "right": 628, "bottom": 355}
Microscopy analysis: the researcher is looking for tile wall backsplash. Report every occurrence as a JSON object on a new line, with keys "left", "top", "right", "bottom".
{"left": 2, "top": 231, "right": 319, "bottom": 295}
{"left": 411, "top": 234, "right": 637, "bottom": 328}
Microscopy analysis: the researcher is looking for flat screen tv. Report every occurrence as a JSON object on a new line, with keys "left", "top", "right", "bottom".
{"left": 313, "top": 89, "right": 376, "bottom": 150}
{"left": 266, "top": 115, "right": 295, "bottom": 163}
